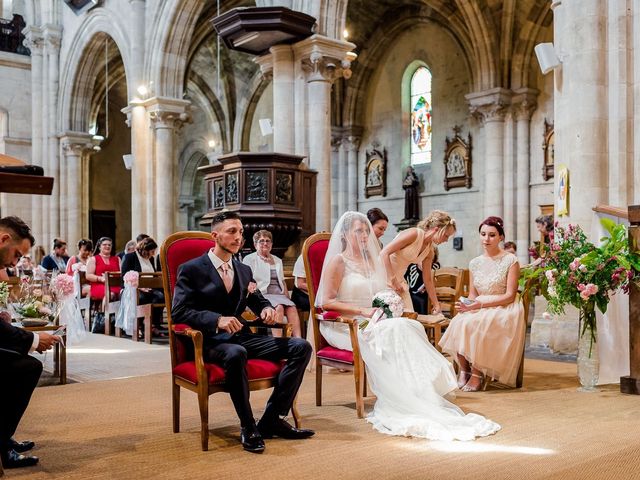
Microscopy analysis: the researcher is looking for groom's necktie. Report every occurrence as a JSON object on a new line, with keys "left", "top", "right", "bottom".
{"left": 220, "top": 262, "right": 233, "bottom": 293}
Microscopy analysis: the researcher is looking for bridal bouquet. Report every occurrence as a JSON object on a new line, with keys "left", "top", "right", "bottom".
{"left": 359, "top": 289, "right": 404, "bottom": 331}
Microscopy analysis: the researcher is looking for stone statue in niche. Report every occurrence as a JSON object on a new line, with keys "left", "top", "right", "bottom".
{"left": 246, "top": 171, "right": 268, "bottom": 202}
{"left": 402, "top": 166, "right": 420, "bottom": 221}
{"left": 226, "top": 172, "right": 238, "bottom": 203}
{"left": 446, "top": 151, "right": 466, "bottom": 178}
{"left": 275, "top": 172, "right": 293, "bottom": 203}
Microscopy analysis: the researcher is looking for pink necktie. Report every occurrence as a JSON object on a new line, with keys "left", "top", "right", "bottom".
{"left": 221, "top": 262, "right": 233, "bottom": 293}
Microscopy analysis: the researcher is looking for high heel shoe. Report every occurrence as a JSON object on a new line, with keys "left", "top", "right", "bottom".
{"left": 457, "top": 370, "right": 471, "bottom": 389}
{"left": 462, "top": 373, "right": 486, "bottom": 392}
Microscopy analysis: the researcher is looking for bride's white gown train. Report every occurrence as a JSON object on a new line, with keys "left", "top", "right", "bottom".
{"left": 322, "top": 260, "right": 501, "bottom": 441}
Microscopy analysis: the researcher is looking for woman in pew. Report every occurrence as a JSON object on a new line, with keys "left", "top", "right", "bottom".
{"left": 439, "top": 216, "right": 525, "bottom": 391}
{"left": 66, "top": 239, "right": 93, "bottom": 298}
{"left": 86, "top": 237, "right": 121, "bottom": 306}
{"left": 243, "top": 230, "right": 302, "bottom": 337}
{"left": 121, "top": 237, "right": 165, "bottom": 336}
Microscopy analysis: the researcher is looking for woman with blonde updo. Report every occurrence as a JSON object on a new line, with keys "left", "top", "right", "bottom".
{"left": 380, "top": 210, "right": 456, "bottom": 314}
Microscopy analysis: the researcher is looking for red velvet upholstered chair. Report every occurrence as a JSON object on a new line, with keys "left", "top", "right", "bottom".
{"left": 302, "top": 233, "right": 367, "bottom": 418}
{"left": 160, "top": 231, "right": 299, "bottom": 451}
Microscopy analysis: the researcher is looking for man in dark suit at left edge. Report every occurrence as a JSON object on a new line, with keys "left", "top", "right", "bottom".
{"left": 172, "top": 211, "right": 314, "bottom": 453}
{"left": 0, "top": 216, "right": 60, "bottom": 469}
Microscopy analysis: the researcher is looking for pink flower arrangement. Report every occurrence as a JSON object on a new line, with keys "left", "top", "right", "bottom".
{"left": 123, "top": 270, "right": 140, "bottom": 287}
{"left": 52, "top": 274, "right": 75, "bottom": 298}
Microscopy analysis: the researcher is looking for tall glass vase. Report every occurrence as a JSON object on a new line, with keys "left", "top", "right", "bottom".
{"left": 577, "top": 303, "right": 599, "bottom": 392}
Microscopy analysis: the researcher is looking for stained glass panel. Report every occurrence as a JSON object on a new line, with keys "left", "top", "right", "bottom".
{"left": 410, "top": 66, "right": 432, "bottom": 165}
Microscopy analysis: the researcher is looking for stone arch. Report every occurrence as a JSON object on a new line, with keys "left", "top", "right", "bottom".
{"left": 511, "top": 2, "right": 553, "bottom": 89}
{"left": 58, "top": 10, "right": 132, "bottom": 132}
{"left": 146, "top": 0, "right": 204, "bottom": 99}
{"left": 237, "top": 74, "right": 270, "bottom": 152}
{"left": 178, "top": 143, "right": 209, "bottom": 230}
{"left": 186, "top": 72, "right": 228, "bottom": 152}
{"left": 343, "top": 14, "right": 473, "bottom": 130}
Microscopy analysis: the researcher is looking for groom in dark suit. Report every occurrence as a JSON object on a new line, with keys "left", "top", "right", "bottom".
{"left": 171, "top": 211, "right": 313, "bottom": 453}
{"left": 1, "top": 216, "right": 60, "bottom": 469}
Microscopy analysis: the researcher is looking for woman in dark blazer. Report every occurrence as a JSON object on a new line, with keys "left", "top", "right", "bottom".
{"left": 120, "top": 237, "right": 165, "bottom": 336}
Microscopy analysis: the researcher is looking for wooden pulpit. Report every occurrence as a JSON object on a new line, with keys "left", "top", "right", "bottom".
{"left": 621, "top": 205, "right": 640, "bottom": 394}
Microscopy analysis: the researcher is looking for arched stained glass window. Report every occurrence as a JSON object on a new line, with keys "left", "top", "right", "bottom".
{"left": 410, "top": 66, "right": 432, "bottom": 165}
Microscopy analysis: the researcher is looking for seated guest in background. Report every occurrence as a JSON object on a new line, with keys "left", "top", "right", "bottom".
{"left": 503, "top": 241, "right": 517, "bottom": 255}
{"left": 117, "top": 240, "right": 136, "bottom": 260}
{"left": 171, "top": 211, "right": 313, "bottom": 453}
{"left": 404, "top": 248, "right": 440, "bottom": 314}
{"left": 439, "top": 216, "right": 525, "bottom": 392}
{"left": 366, "top": 207, "right": 389, "bottom": 247}
{"left": 16, "top": 254, "right": 35, "bottom": 275}
{"left": 291, "top": 254, "right": 309, "bottom": 312}
{"left": 66, "top": 238, "right": 93, "bottom": 275}
{"left": 86, "top": 237, "right": 121, "bottom": 305}
{"left": 243, "top": 230, "right": 302, "bottom": 337}
{"left": 535, "top": 215, "right": 554, "bottom": 244}
{"left": 33, "top": 245, "right": 45, "bottom": 266}
{"left": 121, "top": 237, "right": 165, "bottom": 336}
{"left": 40, "top": 238, "right": 69, "bottom": 271}
{"left": 0, "top": 215, "right": 60, "bottom": 469}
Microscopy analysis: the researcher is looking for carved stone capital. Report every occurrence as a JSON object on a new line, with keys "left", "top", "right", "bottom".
{"left": 512, "top": 88, "right": 539, "bottom": 121}
{"left": 43, "top": 24, "right": 63, "bottom": 51}
{"left": 146, "top": 97, "right": 192, "bottom": 131}
{"left": 254, "top": 53, "right": 273, "bottom": 81}
{"left": 466, "top": 88, "right": 513, "bottom": 124}
{"left": 23, "top": 27, "right": 44, "bottom": 53}
{"left": 294, "top": 34, "right": 357, "bottom": 84}
{"left": 344, "top": 135, "right": 362, "bottom": 153}
{"left": 59, "top": 133, "right": 95, "bottom": 157}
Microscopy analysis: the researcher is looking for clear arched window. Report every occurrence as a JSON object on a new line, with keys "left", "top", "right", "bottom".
{"left": 410, "top": 66, "right": 432, "bottom": 165}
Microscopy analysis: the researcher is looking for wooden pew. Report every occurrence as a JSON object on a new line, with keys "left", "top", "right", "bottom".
{"left": 103, "top": 271, "right": 122, "bottom": 335}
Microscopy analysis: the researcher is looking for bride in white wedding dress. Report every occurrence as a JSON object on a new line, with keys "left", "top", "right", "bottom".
{"left": 315, "top": 212, "right": 500, "bottom": 441}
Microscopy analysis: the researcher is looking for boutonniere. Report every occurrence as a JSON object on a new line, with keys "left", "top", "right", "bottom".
{"left": 246, "top": 281, "right": 257, "bottom": 297}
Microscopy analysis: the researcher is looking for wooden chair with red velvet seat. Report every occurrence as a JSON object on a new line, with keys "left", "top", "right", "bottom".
{"left": 302, "top": 233, "right": 368, "bottom": 418}
{"left": 160, "top": 231, "right": 299, "bottom": 451}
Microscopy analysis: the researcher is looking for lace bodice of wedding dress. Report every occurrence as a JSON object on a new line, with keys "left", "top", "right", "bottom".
{"left": 470, "top": 253, "right": 517, "bottom": 296}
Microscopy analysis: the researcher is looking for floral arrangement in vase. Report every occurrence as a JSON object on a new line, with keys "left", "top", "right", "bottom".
{"left": 520, "top": 219, "right": 640, "bottom": 346}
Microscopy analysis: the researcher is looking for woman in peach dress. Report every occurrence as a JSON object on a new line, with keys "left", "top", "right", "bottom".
{"left": 439, "top": 216, "right": 525, "bottom": 391}
{"left": 380, "top": 210, "right": 456, "bottom": 314}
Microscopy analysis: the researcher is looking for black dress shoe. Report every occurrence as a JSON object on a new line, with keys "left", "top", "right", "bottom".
{"left": 9, "top": 437, "right": 35, "bottom": 453}
{"left": 240, "top": 427, "right": 265, "bottom": 453}
{"left": 1, "top": 449, "right": 39, "bottom": 468}
{"left": 257, "top": 417, "right": 315, "bottom": 440}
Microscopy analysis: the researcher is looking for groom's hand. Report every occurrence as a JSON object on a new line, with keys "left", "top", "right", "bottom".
{"left": 218, "top": 316, "right": 243, "bottom": 334}
{"left": 260, "top": 307, "right": 277, "bottom": 325}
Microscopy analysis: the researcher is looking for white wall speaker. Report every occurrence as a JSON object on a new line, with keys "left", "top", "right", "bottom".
{"left": 259, "top": 118, "right": 273, "bottom": 137}
{"left": 122, "top": 154, "right": 133, "bottom": 170}
{"left": 534, "top": 42, "right": 561, "bottom": 75}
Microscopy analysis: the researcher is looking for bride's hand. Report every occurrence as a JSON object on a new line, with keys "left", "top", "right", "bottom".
{"left": 389, "top": 277, "right": 406, "bottom": 294}
{"left": 358, "top": 307, "right": 378, "bottom": 318}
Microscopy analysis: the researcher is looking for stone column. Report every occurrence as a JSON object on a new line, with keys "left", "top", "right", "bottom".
{"left": 147, "top": 97, "right": 190, "bottom": 244}
{"left": 552, "top": 0, "right": 607, "bottom": 230}
{"left": 270, "top": 45, "right": 295, "bottom": 154}
{"left": 344, "top": 128, "right": 362, "bottom": 212}
{"left": 24, "top": 27, "right": 44, "bottom": 244}
{"left": 513, "top": 90, "right": 538, "bottom": 264}
{"left": 467, "top": 89, "right": 511, "bottom": 220}
{"left": 293, "top": 35, "right": 356, "bottom": 231}
{"left": 330, "top": 132, "right": 344, "bottom": 223}
{"left": 60, "top": 134, "right": 93, "bottom": 246}
{"left": 129, "top": 0, "right": 146, "bottom": 91}
{"left": 122, "top": 102, "right": 149, "bottom": 238}
{"left": 337, "top": 133, "right": 348, "bottom": 215}
{"left": 503, "top": 112, "right": 516, "bottom": 239}
{"left": 45, "top": 26, "right": 62, "bottom": 240}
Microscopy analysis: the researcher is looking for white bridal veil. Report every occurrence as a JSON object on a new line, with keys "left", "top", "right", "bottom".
{"left": 314, "top": 211, "right": 387, "bottom": 310}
